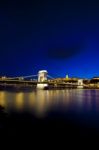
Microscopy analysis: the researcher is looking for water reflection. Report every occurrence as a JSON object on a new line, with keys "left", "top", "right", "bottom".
{"left": 0, "top": 91, "right": 7, "bottom": 107}
{"left": 34, "top": 91, "right": 48, "bottom": 117}
{"left": 0, "top": 89, "right": 99, "bottom": 117}
{"left": 15, "top": 93, "right": 24, "bottom": 110}
{"left": 28, "top": 92, "right": 36, "bottom": 108}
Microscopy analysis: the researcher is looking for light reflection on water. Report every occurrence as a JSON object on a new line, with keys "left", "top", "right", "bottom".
{"left": 15, "top": 93, "right": 24, "bottom": 110}
{"left": 0, "top": 89, "right": 99, "bottom": 117}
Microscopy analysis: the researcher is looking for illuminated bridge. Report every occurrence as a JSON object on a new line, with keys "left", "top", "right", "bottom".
{"left": 0, "top": 70, "right": 84, "bottom": 89}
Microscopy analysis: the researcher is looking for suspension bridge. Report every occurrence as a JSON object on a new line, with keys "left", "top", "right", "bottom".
{"left": 0, "top": 70, "right": 84, "bottom": 89}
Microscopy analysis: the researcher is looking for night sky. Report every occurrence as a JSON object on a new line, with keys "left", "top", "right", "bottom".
{"left": 0, "top": 0, "right": 99, "bottom": 78}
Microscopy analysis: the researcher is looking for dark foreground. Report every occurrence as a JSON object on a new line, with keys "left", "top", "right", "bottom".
{"left": 1, "top": 107, "right": 99, "bottom": 143}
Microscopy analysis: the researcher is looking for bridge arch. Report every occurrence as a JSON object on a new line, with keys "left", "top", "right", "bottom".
{"left": 38, "top": 70, "right": 48, "bottom": 82}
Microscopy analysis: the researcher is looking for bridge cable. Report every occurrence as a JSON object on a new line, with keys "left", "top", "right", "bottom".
{"left": 10, "top": 74, "right": 38, "bottom": 79}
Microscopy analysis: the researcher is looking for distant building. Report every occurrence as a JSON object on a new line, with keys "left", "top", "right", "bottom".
{"left": 90, "top": 77, "right": 99, "bottom": 84}
{"left": 92, "top": 77, "right": 99, "bottom": 80}
{"left": 66, "top": 74, "right": 69, "bottom": 79}
{"left": 50, "top": 77, "right": 79, "bottom": 83}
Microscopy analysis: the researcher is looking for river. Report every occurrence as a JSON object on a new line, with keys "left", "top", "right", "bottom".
{"left": 0, "top": 89, "right": 99, "bottom": 140}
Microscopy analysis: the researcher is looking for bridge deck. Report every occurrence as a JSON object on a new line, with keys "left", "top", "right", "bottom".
{"left": 0, "top": 79, "right": 82, "bottom": 89}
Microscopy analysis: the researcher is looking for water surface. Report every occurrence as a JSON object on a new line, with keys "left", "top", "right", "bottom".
{"left": 0, "top": 89, "right": 99, "bottom": 138}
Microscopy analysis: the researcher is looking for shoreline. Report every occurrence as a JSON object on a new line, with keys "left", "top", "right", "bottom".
{"left": 0, "top": 85, "right": 99, "bottom": 91}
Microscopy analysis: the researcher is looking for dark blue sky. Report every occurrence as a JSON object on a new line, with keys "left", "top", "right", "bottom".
{"left": 0, "top": 0, "right": 99, "bottom": 78}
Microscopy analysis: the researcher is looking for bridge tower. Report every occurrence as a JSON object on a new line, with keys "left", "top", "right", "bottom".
{"left": 77, "top": 79, "right": 83, "bottom": 88}
{"left": 38, "top": 70, "right": 48, "bottom": 82}
{"left": 37, "top": 70, "right": 48, "bottom": 89}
